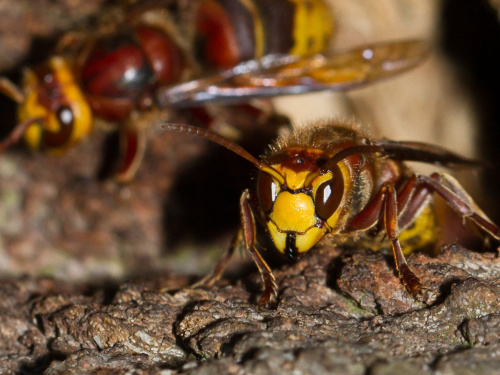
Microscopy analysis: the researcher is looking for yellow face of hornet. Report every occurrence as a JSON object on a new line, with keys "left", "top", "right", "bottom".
{"left": 18, "top": 57, "right": 93, "bottom": 153}
{"left": 257, "top": 147, "right": 348, "bottom": 260}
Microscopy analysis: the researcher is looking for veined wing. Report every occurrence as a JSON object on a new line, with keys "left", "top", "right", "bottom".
{"left": 158, "top": 39, "right": 429, "bottom": 107}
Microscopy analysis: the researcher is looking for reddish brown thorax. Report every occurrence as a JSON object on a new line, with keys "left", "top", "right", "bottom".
{"left": 80, "top": 25, "right": 185, "bottom": 121}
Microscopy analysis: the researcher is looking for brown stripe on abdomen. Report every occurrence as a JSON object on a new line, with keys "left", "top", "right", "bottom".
{"left": 254, "top": 0, "right": 295, "bottom": 55}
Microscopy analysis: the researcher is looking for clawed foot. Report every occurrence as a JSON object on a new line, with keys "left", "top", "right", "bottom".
{"left": 257, "top": 273, "right": 278, "bottom": 310}
{"left": 399, "top": 263, "right": 429, "bottom": 301}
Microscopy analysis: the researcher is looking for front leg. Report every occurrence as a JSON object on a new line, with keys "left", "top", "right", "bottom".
{"left": 346, "top": 181, "right": 423, "bottom": 295}
{"left": 382, "top": 182, "right": 424, "bottom": 295}
{"left": 191, "top": 189, "right": 277, "bottom": 308}
{"left": 240, "top": 189, "right": 278, "bottom": 309}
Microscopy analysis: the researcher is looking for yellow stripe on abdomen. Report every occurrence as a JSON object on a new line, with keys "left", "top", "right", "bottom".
{"left": 399, "top": 204, "right": 439, "bottom": 256}
{"left": 289, "top": 0, "right": 334, "bottom": 56}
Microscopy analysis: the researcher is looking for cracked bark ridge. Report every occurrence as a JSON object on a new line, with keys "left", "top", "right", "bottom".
{"left": 1, "top": 244, "right": 500, "bottom": 374}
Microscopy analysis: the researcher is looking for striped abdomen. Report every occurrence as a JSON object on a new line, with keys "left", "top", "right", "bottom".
{"left": 195, "top": 0, "right": 334, "bottom": 69}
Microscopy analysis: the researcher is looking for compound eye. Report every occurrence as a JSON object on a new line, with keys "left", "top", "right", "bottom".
{"left": 315, "top": 176, "right": 344, "bottom": 221}
{"left": 257, "top": 172, "right": 278, "bottom": 213}
{"left": 42, "top": 105, "right": 75, "bottom": 149}
{"left": 56, "top": 105, "right": 74, "bottom": 127}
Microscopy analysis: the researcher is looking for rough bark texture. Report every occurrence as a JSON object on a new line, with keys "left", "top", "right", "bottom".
{"left": 1, "top": 245, "right": 500, "bottom": 374}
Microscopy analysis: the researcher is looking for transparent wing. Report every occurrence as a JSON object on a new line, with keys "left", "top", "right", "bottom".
{"left": 158, "top": 39, "right": 429, "bottom": 107}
